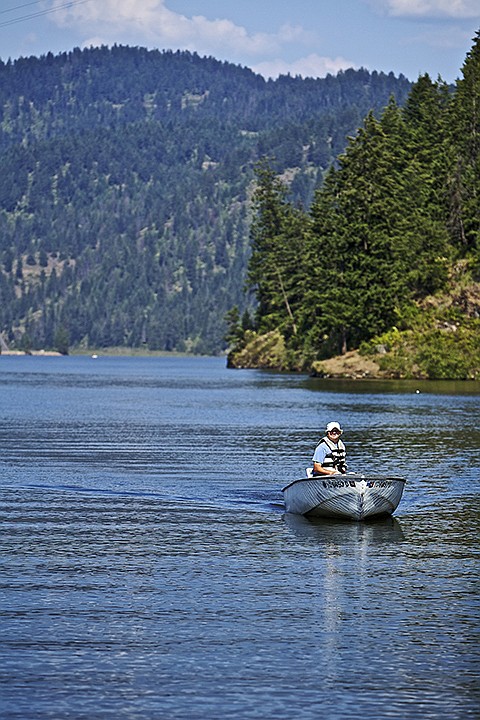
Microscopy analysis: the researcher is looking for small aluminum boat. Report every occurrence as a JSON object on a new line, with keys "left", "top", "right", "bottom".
{"left": 282, "top": 472, "right": 406, "bottom": 521}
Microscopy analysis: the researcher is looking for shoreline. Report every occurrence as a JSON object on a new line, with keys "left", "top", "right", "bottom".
{"left": 0, "top": 350, "right": 63, "bottom": 357}
{"left": 1, "top": 347, "right": 225, "bottom": 359}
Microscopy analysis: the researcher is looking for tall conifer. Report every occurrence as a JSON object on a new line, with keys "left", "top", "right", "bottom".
{"left": 449, "top": 30, "right": 480, "bottom": 257}
{"left": 248, "top": 161, "right": 308, "bottom": 337}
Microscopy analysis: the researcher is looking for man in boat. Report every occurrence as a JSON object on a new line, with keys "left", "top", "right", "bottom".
{"left": 312, "top": 421, "right": 347, "bottom": 476}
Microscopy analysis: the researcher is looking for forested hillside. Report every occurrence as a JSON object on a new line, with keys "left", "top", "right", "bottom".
{"left": 0, "top": 45, "right": 411, "bottom": 353}
{"left": 228, "top": 32, "right": 480, "bottom": 379}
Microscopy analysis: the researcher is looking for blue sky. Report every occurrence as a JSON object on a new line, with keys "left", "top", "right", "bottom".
{"left": 0, "top": 0, "right": 479, "bottom": 82}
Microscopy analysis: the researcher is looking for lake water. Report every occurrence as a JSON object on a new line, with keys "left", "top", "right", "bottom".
{"left": 1, "top": 355, "right": 479, "bottom": 719}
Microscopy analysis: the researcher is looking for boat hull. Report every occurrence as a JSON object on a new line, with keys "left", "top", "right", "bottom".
{"left": 282, "top": 474, "right": 406, "bottom": 521}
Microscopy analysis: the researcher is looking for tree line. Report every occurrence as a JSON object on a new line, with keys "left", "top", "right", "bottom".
{"left": 0, "top": 45, "right": 411, "bottom": 354}
{"left": 229, "top": 32, "right": 479, "bottom": 374}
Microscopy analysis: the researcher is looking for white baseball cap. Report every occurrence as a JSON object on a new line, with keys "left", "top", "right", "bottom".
{"left": 326, "top": 421, "right": 342, "bottom": 433}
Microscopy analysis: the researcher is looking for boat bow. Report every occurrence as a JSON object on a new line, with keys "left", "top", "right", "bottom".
{"left": 282, "top": 473, "right": 406, "bottom": 521}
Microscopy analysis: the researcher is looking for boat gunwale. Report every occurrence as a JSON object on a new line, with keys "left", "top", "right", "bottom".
{"left": 281, "top": 474, "right": 406, "bottom": 493}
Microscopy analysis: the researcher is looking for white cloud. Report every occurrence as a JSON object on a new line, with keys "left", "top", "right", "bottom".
{"left": 276, "top": 23, "right": 316, "bottom": 44}
{"left": 252, "top": 53, "right": 358, "bottom": 80}
{"left": 377, "top": 0, "right": 480, "bottom": 18}
{"left": 49, "top": 0, "right": 311, "bottom": 59}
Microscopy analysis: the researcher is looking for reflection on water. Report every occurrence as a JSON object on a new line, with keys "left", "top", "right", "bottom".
{"left": 0, "top": 356, "right": 479, "bottom": 720}
{"left": 284, "top": 511, "right": 406, "bottom": 543}
{"left": 302, "top": 375, "right": 480, "bottom": 396}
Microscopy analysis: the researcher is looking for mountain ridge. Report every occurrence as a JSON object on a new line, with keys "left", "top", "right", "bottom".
{"left": 0, "top": 45, "right": 412, "bottom": 354}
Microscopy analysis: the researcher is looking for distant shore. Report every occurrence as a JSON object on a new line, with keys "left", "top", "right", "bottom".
{"left": 0, "top": 350, "right": 62, "bottom": 357}
{"left": 1, "top": 347, "right": 223, "bottom": 358}
{"left": 70, "top": 347, "right": 218, "bottom": 358}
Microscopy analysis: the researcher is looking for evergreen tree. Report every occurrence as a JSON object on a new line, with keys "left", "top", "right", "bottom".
{"left": 301, "top": 168, "right": 347, "bottom": 356}
{"left": 305, "top": 111, "right": 407, "bottom": 355}
{"left": 399, "top": 76, "right": 452, "bottom": 295}
{"left": 449, "top": 30, "right": 480, "bottom": 259}
{"left": 247, "top": 161, "right": 309, "bottom": 338}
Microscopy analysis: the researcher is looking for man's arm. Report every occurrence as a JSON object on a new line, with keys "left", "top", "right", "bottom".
{"left": 313, "top": 461, "right": 339, "bottom": 476}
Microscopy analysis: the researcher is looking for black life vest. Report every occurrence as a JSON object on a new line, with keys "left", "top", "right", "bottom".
{"left": 316, "top": 436, "right": 347, "bottom": 472}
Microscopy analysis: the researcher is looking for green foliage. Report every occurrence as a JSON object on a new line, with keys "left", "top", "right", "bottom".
{"left": 247, "top": 161, "right": 310, "bottom": 338}
{"left": 415, "top": 326, "right": 480, "bottom": 379}
{"left": 224, "top": 306, "right": 244, "bottom": 349}
{"left": 227, "top": 329, "right": 288, "bottom": 370}
{"left": 304, "top": 110, "right": 413, "bottom": 354}
{"left": 449, "top": 30, "right": 480, "bottom": 255}
{"left": 18, "top": 332, "right": 32, "bottom": 353}
{"left": 0, "top": 46, "right": 411, "bottom": 353}
{"left": 360, "top": 318, "right": 480, "bottom": 380}
{"left": 54, "top": 325, "right": 70, "bottom": 355}
{"left": 236, "top": 34, "right": 480, "bottom": 377}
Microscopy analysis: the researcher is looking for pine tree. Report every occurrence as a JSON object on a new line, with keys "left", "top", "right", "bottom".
{"left": 247, "top": 160, "right": 309, "bottom": 338}
{"left": 305, "top": 111, "right": 408, "bottom": 355}
{"left": 301, "top": 168, "right": 347, "bottom": 356}
{"left": 449, "top": 30, "right": 480, "bottom": 258}
{"left": 399, "top": 75, "right": 452, "bottom": 296}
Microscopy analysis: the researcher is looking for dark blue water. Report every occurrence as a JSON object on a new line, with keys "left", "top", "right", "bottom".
{"left": 1, "top": 355, "right": 479, "bottom": 719}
